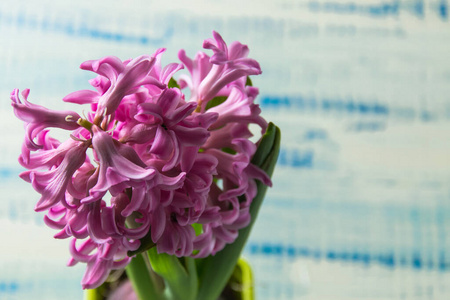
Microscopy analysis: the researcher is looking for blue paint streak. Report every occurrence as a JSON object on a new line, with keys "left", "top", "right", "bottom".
{"left": 351, "top": 121, "right": 385, "bottom": 132}
{"left": 0, "top": 10, "right": 174, "bottom": 45}
{"left": 298, "top": 247, "right": 311, "bottom": 256}
{"left": 421, "top": 111, "right": 433, "bottom": 122}
{"left": 277, "top": 149, "right": 288, "bottom": 166}
{"left": 367, "top": 2, "right": 400, "bottom": 17}
{"left": 249, "top": 243, "right": 259, "bottom": 254}
{"left": 399, "top": 256, "right": 408, "bottom": 266}
{"left": 262, "top": 244, "right": 275, "bottom": 255}
{"left": 439, "top": 261, "right": 449, "bottom": 271}
{"left": 307, "top": 0, "right": 433, "bottom": 20}
{"left": 16, "top": 14, "right": 25, "bottom": 27}
{"left": 413, "top": 0, "right": 425, "bottom": 18}
{"left": 0, "top": 168, "right": 12, "bottom": 178}
{"left": 9, "top": 205, "right": 18, "bottom": 221}
{"left": 292, "top": 150, "right": 314, "bottom": 168}
{"left": 305, "top": 129, "right": 327, "bottom": 140}
{"left": 439, "top": 1, "right": 448, "bottom": 20}
{"left": 351, "top": 252, "right": 371, "bottom": 264}
{"left": 0, "top": 168, "right": 21, "bottom": 179}
{"left": 358, "top": 103, "right": 370, "bottom": 114}
{"left": 247, "top": 243, "right": 447, "bottom": 272}
{"left": 373, "top": 103, "right": 389, "bottom": 115}
{"left": 339, "top": 252, "right": 351, "bottom": 261}
{"left": 287, "top": 246, "right": 296, "bottom": 257}
{"left": 346, "top": 101, "right": 357, "bottom": 113}
{"left": 9, "top": 282, "right": 18, "bottom": 292}
{"left": 326, "top": 250, "right": 337, "bottom": 260}
{"left": 413, "top": 254, "right": 423, "bottom": 269}
{"left": 312, "top": 249, "right": 322, "bottom": 259}
{"left": 261, "top": 96, "right": 390, "bottom": 117}
{"left": 276, "top": 148, "right": 315, "bottom": 169}
{"left": 261, "top": 96, "right": 290, "bottom": 108}
{"left": 378, "top": 253, "right": 395, "bottom": 267}
{"left": 0, "top": 281, "right": 18, "bottom": 294}
{"left": 361, "top": 253, "right": 371, "bottom": 264}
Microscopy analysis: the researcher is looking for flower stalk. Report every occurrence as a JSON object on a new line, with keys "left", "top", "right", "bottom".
{"left": 125, "top": 253, "right": 163, "bottom": 300}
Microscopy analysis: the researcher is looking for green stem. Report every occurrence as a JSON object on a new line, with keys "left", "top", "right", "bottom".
{"left": 125, "top": 253, "right": 164, "bottom": 300}
{"left": 85, "top": 288, "right": 104, "bottom": 300}
{"left": 147, "top": 248, "right": 198, "bottom": 300}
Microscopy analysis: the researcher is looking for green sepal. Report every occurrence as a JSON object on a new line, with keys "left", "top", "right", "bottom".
{"left": 168, "top": 77, "right": 180, "bottom": 89}
{"left": 203, "top": 76, "right": 251, "bottom": 112}
{"left": 222, "top": 147, "right": 237, "bottom": 155}
{"left": 192, "top": 223, "right": 203, "bottom": 236}
{"left": 127, "top": 230, "right": 156, "bottom": 257}
{"left": 245, "top": 76, "right": 253, "bottom": 86}
{"left": 195, "top": 122, "right": 280, "bottom": 300}
{"left": 147, "top": 248, "right": 198, "bottom": 300}
{"left": 205, "top": 96, "right": 227, "bottom": 111}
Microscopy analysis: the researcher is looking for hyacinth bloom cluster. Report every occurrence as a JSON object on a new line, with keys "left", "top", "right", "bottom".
{"left": 11, "top": 31, "right": 271, "bottom": 290}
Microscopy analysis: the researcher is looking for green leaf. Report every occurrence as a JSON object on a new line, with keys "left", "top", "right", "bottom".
{"left": 195, "top": 122, "right": 281, "bottom": 300}
{"left": 168, "top": 78, "right": 180, "bottom": 89}
{"left": 251, "top": 122, "right": 277, "bottom": 167}
{"left": 147, "top": 248, "right": 198, "bottom": 300}
{"left": 256, "top": 123, "right": 281, "bottom": 177}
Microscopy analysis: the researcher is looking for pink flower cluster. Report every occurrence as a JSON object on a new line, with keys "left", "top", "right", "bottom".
{"left": 11, "top": 31, "right": 270, "bottom": 289}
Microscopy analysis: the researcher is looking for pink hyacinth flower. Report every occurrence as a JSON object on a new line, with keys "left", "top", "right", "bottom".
{"left": 178, "top": 31, "right": 262, "bottom": 111}
{"left": 20, "top": 141, "right": 89, "bottom": 211}
{"left": 207, "top": 86, "right": 267, "bottom": 131}
{"left": 11, "top": 88, "right": 81, "bottom": 150}
{"left": 83, "top": 125, "right": 157, "bottom": 203}
{"left": 68, "top": 238, "right": 132, "bottom": 289}
{"left": 11, "top": 31, "right": 273, "bottom": 290}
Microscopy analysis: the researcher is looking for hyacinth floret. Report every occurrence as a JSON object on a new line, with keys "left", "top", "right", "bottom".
{"left": 11, "top": 31, "right": 271, "bottom": 289}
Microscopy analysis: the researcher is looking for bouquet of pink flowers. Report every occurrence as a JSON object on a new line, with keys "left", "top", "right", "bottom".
{"left": 11, "top": 31, "right": 280, "bottom": 300}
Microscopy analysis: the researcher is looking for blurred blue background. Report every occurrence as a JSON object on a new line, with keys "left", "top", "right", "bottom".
{"left": 1, "top": 0, "right": 450, "bottom": 299}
